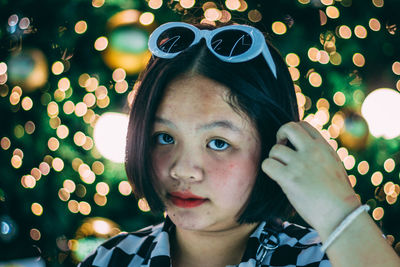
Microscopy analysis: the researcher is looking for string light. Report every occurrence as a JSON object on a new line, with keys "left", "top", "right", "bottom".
{"left": 119, "top": 181, "right": 132, "bottom": 196}
{"left": 75, "top": 21, "right": 88, "bottom": 34}
{"left": 272, "top": 21, "right": 287, "bottom": 35}
{"left": 94, "top": 37, "right": 108, "bottom": 51}
{"left": 326, "top": 6, "right": 339, "bottom": 19}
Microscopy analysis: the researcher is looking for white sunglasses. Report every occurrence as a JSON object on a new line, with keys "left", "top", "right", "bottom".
{"left": 148, "top": 22, "right": 277, "bottom": 78}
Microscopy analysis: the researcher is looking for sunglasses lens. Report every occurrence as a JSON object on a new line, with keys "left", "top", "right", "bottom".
{"left": 211, "top": 30, "right": 252, "bottom": 57}
{"left": 157, "top": 27, "right": 195, "bottom": 53}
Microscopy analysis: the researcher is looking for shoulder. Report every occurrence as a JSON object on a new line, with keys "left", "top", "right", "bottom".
{"left": 266, "top": 222, "right": 331, "bottom": 267}
{"left": 78, "top": 222, "right": 165, "bottom": 267}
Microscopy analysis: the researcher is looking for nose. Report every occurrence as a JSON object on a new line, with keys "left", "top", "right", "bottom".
{"left": 169, "top": 148, "right": 204, "bottom": 182}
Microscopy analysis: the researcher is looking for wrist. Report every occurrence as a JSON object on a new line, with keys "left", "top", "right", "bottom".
{"left": 316, "top": 198, "right": 361, "bottom": 241}
{"left": 319, "top": 204, "right": 370, "bottom": 252}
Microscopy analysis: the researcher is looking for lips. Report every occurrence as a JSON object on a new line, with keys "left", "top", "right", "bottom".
{"left": 169, "top": 191, "right": 205, "bottom": 199}
{"left": 168, "top": 191, "right": 207, "bottom": 208}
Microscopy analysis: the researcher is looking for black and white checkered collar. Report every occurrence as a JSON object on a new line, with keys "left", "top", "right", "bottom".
{"left": 79, "top": 216, "right": 330, "bottom": 266}
{"left": 155, "top": 216, "right": 281, "bottom": 267}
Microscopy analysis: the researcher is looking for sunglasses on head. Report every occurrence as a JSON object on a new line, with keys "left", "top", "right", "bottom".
{"left": 148, "top": 22, "right": 277, "bottom": 78}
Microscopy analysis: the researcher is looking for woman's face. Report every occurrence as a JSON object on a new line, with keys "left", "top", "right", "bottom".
{"left": 151, "top": 74, "right": 261, "bottom": 231}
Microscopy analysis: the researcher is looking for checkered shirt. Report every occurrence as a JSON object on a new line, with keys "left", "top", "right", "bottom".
{"left": 79, "top": 217, "right": 331, "bottom": 267}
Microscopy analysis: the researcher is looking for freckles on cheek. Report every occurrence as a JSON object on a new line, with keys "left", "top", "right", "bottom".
{"left": 152, "top": 152, "right": 170, "bottom": 179}
{"left": 210, "top": 160, "right": 253, "bottom": 194}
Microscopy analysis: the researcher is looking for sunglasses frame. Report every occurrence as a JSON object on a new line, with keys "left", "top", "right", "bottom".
{"left": 148, "top": 22, "right": 277, "bottom": 78}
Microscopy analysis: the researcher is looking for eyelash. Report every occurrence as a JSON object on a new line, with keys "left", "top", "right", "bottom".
{"left": 153, "top": 133, "right": 230, "bottom": 151}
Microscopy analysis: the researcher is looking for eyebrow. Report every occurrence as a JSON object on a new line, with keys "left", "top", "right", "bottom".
{"left": 154, "top": 117, "right": 243, "bottom": 133}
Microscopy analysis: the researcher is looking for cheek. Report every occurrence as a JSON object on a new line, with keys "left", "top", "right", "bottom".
{"left": 207, "top": 158, "right": 257, "bottom": 197}
{"left": 151, "top": 150, "right": 171, "bottom": 180}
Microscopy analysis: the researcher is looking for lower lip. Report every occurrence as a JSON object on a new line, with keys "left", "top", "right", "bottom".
{"left": 169, "top": 195, "right": 207, "bottom": 208}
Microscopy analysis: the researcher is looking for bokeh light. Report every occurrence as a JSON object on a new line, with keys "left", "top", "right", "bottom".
{"left": 392, "top": 62, "right": 400, "bottom": 75}
{"left": 8, "top": 14, "right": 18, "bottom": 27}
{"left": 56, "top": 125, "right": 69, "bottom": 139}
{"left": 21, "top": 175, "right": 36, "bottom": 188}
{"left": 384, "top": 158, "right": 395, "bottom": 173}
{"left": 338, "top": 25, "right": 352, "bottom": 39}
{"left": 138, "top": 198, "right": 150, "bottom": 212}
{"left": 75, "top": 21, "right": 88, "bottom": 34}
{"left": 308, "top": 72, "right": 322, "bottom": 87}
{"left": 52, "top": 61, "right": 64, "bottom": 75}
{"left": 58, "top": 77, "right": 70, "bottom": 91}
{"left": 39, "top": 162, "right": 50, "bottom": 175}
{"left": 326, "top": 6, "right": 339, "bottom": 19}
{"left": 204, "top": 8, "right": 222, "bottom": 21}
{"left": 308, "top": 47, "right": 320, "bottom": 62}
{"left": 75, "top": 102, "right": 88, "bottom": 117}
{"left": 272, "top": 21, "right": 287, "bottom": 35}
{"left": 372, "top": 0, "right": 384, "bottom": 8}
{"left": 63, "top": 179, "right": 76, "bottom": 193}
{"left": 348, "top": 175, "right": 357, "bottom": 188}
{"left": 180, "top": 0, "right": 195, "bottom": 9}
{"left": 343, "top": 155, "right": 356, "bottom": 170}
{"left": 48, "top": 137, "right": 60, "bottom": 151}
{"left": 357, "top": 161, "right": 370, "bottom": 175}
{"left": 139, "top": 12, "right": 154, "bottom": 25}
{"left": 31, "top": 168, "right": 41, "bottom": 181}
{"left": 94, "top": 193, "right": 107, "bottom": 206}
{"left": 79, "top": 201, "right": 91, "bottom": 215}
{"left": 52, "top": 157, "right": 64, "bottom": 172}
{"left": 286, "top": 53, "right": 300, "bottom": 67}
{"left": 248, "top": 9, "right": 262, "bottom": 23}
{"left": 371, "top": 171, "right": 383, "bottom": 186}
{"left": 288, "top": 67, "right": 300, "bottom": 81}
{"left": 333, "top": 92, "right": 346, "bottom": 106}
{"left": 93, "top": 112, "right": 129, "bottom": 163}
{"left": 0, "top": 62, "right": 8, "bottom": 75}
{"left": 96, "top": 182, "right": 110, "bottom": 196}
{"left": 329, "top": 52, "right": 342, "bottom": 65}
{"left": 119, "top": 181, "right": 132, "bottom": 196}
{"left": 369, "top": 18, "right": 381, "bottom": 31}
{"left": 318, "top": 51, "right": 330, "bottom": 64}
{"left": 21, "top": 97, "right": 33, "bottom": 111}
{"left": 31, "top": 203, "right": 43, "bottom": 216}
{"left": 94, "top": 37, "right": 108, "bottom": 51}
{"left": 225, "top": 0, "right": 240, "bottom": 10}
{"left": 372, "top": 207, "right": 384, "bottom": 220}
{"left": 30, "top": 228, "right": 41, "bottom": 241}
{"left": 148, "top": 0, "right": 162, "bottom": 9}
{"left": 352, "top": 53, "right": 365, "bottom": 67}
{"left": 11, "top": 155, "right": 22, "bottom": 169}
{"left": 68, "top": 200, "right": 79, "bottom": 213}
{"left": 361, "top": 88, "right": 400, "bottom": 139}
{"left": 354, "top": 25, "right": 367, "bottom": 38}
{"left": 92, "top": 0, "right": 105, "bottom": 8}
{"left": 58, "top": 188, "right": 71, "bottom": 202}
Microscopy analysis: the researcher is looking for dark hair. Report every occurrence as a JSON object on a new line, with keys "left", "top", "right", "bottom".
{"left": 125, "top": 23, "right": 299, "bottom": 226}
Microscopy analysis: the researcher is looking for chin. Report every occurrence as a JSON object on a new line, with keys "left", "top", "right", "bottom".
{"left": 166, "top": 206, "right": 214, "bottom": 230}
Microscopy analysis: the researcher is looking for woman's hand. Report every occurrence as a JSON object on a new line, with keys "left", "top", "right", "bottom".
{"left": 261, "top": 121, "right": 361, "bottom": 238}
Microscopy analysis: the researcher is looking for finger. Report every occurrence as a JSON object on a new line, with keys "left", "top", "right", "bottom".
{"left": 261, "top": 157, "right": 289, "bottom": 185}
{"left": 276, "top": 121, "right": 314, "bottom": 151}
{"left": 298, "top": 121, "right": 327, "bottom": 143}
{"left": 268, "top": 144, "right": 297, "bottom": 165}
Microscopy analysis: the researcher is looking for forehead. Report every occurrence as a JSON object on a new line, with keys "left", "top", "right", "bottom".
{"left": 157, "top": 74, "right": 238, "bottom": 119}
{"left": 155, "top": 74, "right": 259, "bottom": 138}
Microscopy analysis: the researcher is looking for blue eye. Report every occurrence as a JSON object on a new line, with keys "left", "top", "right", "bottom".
{"left": 155, "top": 133, "right": 174, "bottom": 145}
{"left": 208, "top": 139, "right": 230, "bottom": 151}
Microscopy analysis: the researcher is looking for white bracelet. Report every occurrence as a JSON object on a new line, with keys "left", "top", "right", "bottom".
{"left": 320, "top": 204, "right": 370, "bottom": 252}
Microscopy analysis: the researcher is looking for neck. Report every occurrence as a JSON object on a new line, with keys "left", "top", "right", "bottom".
{"left": 170, "top": 222, "right": 259, "bottom": 267}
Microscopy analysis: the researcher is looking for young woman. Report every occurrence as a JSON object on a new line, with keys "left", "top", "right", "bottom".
{"left": 80, "top": 22, "right": 400, "bottom": 266}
